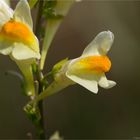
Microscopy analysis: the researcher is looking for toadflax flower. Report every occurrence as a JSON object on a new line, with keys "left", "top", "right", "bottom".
{"left": 0, "top": 0, "right": 40, "bottom": 60}
{"left": 0, "top": 0, "right": 40, "bottom": 96}
{"left": 33, "top": 31, "right": 116, "bottom": 102}
{"left": 55, "top": 31, "right": 116, "bottom": 94}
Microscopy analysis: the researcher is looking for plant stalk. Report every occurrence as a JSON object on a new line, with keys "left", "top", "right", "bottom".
{"left": 35, "top": 0, "right": 46, "bottom": 139}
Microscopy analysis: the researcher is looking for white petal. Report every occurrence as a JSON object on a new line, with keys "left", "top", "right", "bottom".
{"left": 13, "top": 0, "right": 33, "bottom": 29}
{"left": 34, "top": 36, "right": 40, "bottom": 54}
{"left": 66, "top": 72, "right": 99, "bottom": 94}
{"left": 107, "top": 80, "right": 116, "bottom": 88}
{"left": 99, "top": 74, "right": 116, "bottom": 89}
{"left": 12, "top": 43, "right": 40, "bottom": 60}
{"left": 0, "top": 39, "right": 13, "bottom": 55}
{"left": 0, "top": 0, "right": 13, "bottom": 26}
{"left": 82, "top": 31, "right": 114, "bottom": 57}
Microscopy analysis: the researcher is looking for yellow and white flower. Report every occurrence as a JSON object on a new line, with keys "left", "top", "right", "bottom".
{"left": 32, "top": 31, "right": 116, "bottom": 102}
{"left": 0, "top": 0, "right": 40, "bottom": 96}
{"left": 0, "top": 0, "right": 40, "bottom": 60}
{"left": 66, "top": 31, "right": 116, "bottom": 93}
{"left": 58, "top": 31, "right": 116, "bottom": 94}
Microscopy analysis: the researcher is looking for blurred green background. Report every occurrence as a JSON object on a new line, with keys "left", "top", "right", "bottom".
{"left": 0, "top": 0, "right": 140, "bottom": 139}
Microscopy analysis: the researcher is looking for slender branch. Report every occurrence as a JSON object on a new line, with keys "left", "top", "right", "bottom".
{"left": 29, "top": 78, "right": 74, "bottom": 105}
{"left": 34, "top": 0, "right": 46, "bottom": 139}
{"left": 37, "top": 68, "right": 46, "bottom": 139}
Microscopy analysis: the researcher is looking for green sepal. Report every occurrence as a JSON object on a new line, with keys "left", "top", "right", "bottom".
{"left": 52, "top": 58, "right": 68, "bottom": 75}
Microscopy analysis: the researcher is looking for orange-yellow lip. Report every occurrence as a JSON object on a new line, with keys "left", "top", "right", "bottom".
{"left": 0, "top": 20, "right": 38, "bottom": 52}
{"left": 73, "top": 55, "right": 111, "bottom": 73}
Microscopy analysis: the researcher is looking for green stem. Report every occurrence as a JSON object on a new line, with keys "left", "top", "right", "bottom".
{"left": 35, "top": 0, "right": 46, "bottom": 139}
{"left": 37, "top": 80, "right": 67, "bottom": 101}
{"left": 30, "top": 78, "right": 74, "bottom": 104}
{"left": 37, "top": 68, "right": 46, "bottom": 139}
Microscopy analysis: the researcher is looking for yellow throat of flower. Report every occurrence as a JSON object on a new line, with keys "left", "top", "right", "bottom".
{"left": 0, "top": 20, "right": 38, "bottom": 52}
{"left": 74, "top": 56, "right": 111, "bottom": 74}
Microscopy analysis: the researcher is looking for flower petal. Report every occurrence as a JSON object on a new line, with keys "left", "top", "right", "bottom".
{"left": 98, "top": 74, "right": 116, "bottom": 89}
{"left": 82, "top": 31, "right": 114, "bottom": 57}
{"left": 12, "top": 43, "right": 40, "bottom": 60}
{"left": 13, "top": 0, "right": 33, "bottom": 29}
{"left": 66, "top": 72, "right": 99, "bottom": 94}
{"left": 0, "top": 0, "right": 13, "bottom": 26}
{"left": 0, "top": 39, "right": 13, "bottom": 55}
{"left": 107, "top": 80, "right": 116, "bottom": 88}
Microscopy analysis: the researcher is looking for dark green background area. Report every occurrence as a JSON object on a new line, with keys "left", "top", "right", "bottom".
{"left": 0, "top": 0, "right": 140, "bottom": 139}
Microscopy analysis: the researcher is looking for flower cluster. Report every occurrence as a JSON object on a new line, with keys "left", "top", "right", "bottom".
{"left": 0, "top": 0, "right": 116, "bottom": 97}
{"left": 0, "top": 0, "right": 117, "bottom": 139}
